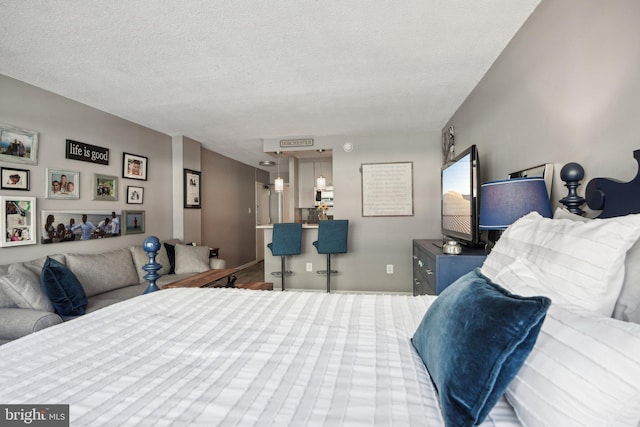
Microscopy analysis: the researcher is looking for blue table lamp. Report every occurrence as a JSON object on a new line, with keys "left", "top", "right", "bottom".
{"left": 480, "top": 177, "right": 552, "bottom": 247}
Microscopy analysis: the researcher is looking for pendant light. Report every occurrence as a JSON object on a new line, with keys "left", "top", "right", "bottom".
{"left": 316, "top": 149, "right": 326, "bottom": 191}
{"left": 275, "top": 151, "right": 284, "bottom": 193}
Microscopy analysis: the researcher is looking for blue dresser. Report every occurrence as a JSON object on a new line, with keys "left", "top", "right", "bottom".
{"left": 412, "top": 239, "right": 487, "bottom": 295}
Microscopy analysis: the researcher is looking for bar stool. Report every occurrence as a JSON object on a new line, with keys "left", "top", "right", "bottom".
{"left": 313, "top": 220, "right": 349, "bottom": 293}
{"left": 267, "top": 223, "right": 302, "bottom": 291}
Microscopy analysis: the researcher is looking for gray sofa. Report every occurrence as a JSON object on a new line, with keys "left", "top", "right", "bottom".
{"left": 0, "top": 243, "right": 226, "bottom": 345}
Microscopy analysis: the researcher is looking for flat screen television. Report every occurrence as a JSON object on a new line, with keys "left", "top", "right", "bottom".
{"left": 440, "top": 144, "right": 481, "bottom": 246}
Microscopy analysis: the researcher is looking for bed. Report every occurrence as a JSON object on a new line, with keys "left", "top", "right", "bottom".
{"left": 1, "top": 157, "right": 640, "bottom": 427}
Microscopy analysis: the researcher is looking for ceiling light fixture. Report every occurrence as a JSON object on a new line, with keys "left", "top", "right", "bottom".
{"left": 275, "top": 151, "right": 284, "bottom": 193}
{"left": 316, "top": 149, "right": 326, "bottom": 191}
{"left": 259, "top": 160, "right": 275, "bottom": 167}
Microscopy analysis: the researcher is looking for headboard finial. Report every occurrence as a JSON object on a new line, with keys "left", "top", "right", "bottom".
{"left": 559, "top": 162, "right": 586, "bottom": 216}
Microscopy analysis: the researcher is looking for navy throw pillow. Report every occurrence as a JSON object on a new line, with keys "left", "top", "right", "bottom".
{"left": 412, "top": 268, "right": 550, "bottom": 427}
{"left": 40, "top": 256, "right": 88, "bottom": 317}
{"left": 163, "top": 242, "right": 176, "bottom": 274}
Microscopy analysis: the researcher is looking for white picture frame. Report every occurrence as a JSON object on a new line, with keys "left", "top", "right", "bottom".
{"left": 1, "top": 196, "right": 37, "bottom": 247}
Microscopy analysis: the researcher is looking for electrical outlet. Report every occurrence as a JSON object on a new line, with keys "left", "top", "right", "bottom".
{"left": 386, "top": 264, "right": 393, "bottom": 274}
{"left": 306, "top": 262, "right": 313, "bottom": 272}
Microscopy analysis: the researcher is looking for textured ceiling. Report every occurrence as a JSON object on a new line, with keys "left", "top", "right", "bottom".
{"left": 0, "top": 1, "right": 540, "bottom": 170}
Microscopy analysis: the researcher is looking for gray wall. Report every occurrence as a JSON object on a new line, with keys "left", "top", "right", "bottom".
{"left": 200, "top": 147, "right": 260, "bottom": 268}
{"left": 0, "top": 74, "right": 173, "bottom": 264}
{"left": 265, "top": 131, "right": 442, "bottom": 293}
{"left": 446, "top": 0, "right": 640, "bottom": 212}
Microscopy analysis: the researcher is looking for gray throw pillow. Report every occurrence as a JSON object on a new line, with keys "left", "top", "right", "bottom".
{"left": 174, "top": 244, "right": 210, "bottom": 274}
{"left": 0, "top": 263, "right": 54, "bottom": 312}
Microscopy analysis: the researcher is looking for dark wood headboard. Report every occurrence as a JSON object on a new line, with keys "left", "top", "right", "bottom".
{"left": 584, "top": 149, "right": 640, "bottom": 218}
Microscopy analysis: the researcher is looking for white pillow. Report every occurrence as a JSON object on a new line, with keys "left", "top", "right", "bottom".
{"left": 174, "top": 244, "right": 210, "bottom": 274}
{"left": 505, "top": 304, "right": 640, "bottom": 427}
{"left": 554, "top": 207, "right": 640, "bottom": 323}
{"left": 481, "top": 211, "right": 640, "bottom": 316}
{"left": 494, "top": 257, "right": 576, "bottom": 306}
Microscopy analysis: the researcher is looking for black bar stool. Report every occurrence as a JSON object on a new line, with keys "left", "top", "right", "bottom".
{"left": 267, "top": 223, "right": 302, "bottom": 291}
{"left": 312, "top": 220, "right": 349, "bottom": 293}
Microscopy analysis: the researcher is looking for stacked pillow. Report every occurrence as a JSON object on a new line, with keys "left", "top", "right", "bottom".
{"left": 481, "top": 210, "right": 640, "bottom": 316}
{"left": 479, "top": 209, "right": 640, "bottom": 426}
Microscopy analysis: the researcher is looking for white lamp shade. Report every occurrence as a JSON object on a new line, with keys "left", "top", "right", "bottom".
{"left": 316, "top": 175, "right": 326, "bottom": 191}
{"left": 274, "top": 177, "right": 284, "bottom": 192}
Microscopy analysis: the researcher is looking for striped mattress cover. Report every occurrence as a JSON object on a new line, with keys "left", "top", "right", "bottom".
{"left": 0, "top": 288, "right": 521, "bottom": 426}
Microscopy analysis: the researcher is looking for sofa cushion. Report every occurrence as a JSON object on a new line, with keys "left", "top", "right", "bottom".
{"left": 86, "top": 282, "right": 148, "bottom": 313}
{"left": 129, "top": 244, "right": 171, "bottom": 282}
{"left": 66, "top": 248, "right": 140, "bottom": 297}
{"left": 412, "top": 269, "right": 551, "bottom": 427}
{"left": 174, "top": 244, "right": 210, "bottom": 274}
{"left": 0, "top": 263, "right": 54, "bottom": 312}
{"left": 40, "top": 257, "right": 88, "bottom": 317}
{"left": 20, "top": 254, "right": 66, "bottom": 276}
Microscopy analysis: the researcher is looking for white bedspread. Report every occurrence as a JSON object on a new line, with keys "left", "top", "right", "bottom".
{"left": 0, "top": 289, "right": 521, "bottom": 426}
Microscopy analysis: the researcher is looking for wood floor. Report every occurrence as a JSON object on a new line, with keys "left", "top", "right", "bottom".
{"left": 233, "top": 261, "right": 266, "bottom": 284}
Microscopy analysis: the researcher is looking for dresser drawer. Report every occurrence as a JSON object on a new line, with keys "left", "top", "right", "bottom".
{"left": 413, "top": 242, "right": 436, "bottom": 295}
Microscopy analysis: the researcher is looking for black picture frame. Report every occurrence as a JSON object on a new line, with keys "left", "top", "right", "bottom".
{"left": 126, "top": 186, "right": 144, "bottom": 204}
{"left": 184, "top": 169, "right": 201, "bottom": 209}
{"left": 122, "top": 152, "right": 148, "bottom": 181}
{"left": 1, "top": 167, "right": 30, "bottom": 191}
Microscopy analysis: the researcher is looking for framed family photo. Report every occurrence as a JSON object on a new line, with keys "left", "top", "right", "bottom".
{"left": 46, "top": 168, "right": 79, "bottom": 199}
{"left": 184, "top": 169, "right": 201, "bottom": 209}
{"left": 0, "top": 123, "right": 38, "bottom": 165}
{"left": 123, "top": 152, "right": 148, "bottom": 180}
{"left": 1, "top": 196, "right": 37, "bottom": 247}
{"left": 122, "top": 210, "right": 145, "bottom": 235}
{"left": 126, "top": 186, "right": 144, "bottom": 204}
{"left": 1, "top": 167, "right": 30, "bottom": 191}
{"left": 41, "top": 210, "right": 122, "bottom": 244}
{"left": 93, "top": 174, "right": 118, "bottom": 201}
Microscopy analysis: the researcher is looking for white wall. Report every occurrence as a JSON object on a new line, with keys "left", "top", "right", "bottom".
{"left": 0, "top": 75, "right": 173, "bottom": 264}
{"left": 446, "top": 0, "right": 640, "bottom": 214}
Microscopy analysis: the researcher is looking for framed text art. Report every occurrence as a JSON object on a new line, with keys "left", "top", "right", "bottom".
{"left": 1, "top": 196, "right": 36, "bottom": 247}
{"left": 122, "top": 210, "right": 145, "bottom": 235}
{"left": 184, "top": 169, "right": 201, "bottom": 209}
{"left": 0, "top": 123, "right": 38, "bottom": 165}
{"left": 1, "top": 167, "right": 30, "bottom": 191}
{"left": 126, "top": 186, "right": 144, "bottom": 204}
{"left": 93, "top": 174, "right": 118, "bottom": 201}
{"left": 122, "top": 153, "right": 148, "bottom": 180}
{"left": 361, "top": 162, "right": 414, "bottom": 217}
{"left": 46, "top": 168, "right": 80, "bottom": 199}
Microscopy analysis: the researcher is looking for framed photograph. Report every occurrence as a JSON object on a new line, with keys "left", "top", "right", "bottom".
{"left": 1, "top": 196, "right": 37, "bottom": 247}
{"left": 1, "top": 167, "right": 30, "bottom": 191}
{"left": 0, "top": 123, "right": 38, "bottom": 165}
{"left": 41, "top": 210, "right": 122, "bottom": 244}
{"left": 122, "top": 152, "right": 148, "bottom": 180}
{"left": 126, "top": 186, "right": 144, "bottom": 204}
{"left": 122, "top": 210, "right": 145, "bottom": 235}
{"left": 46, "top": 168, "right": 80, "bottom": 199}
{"left": 93, "top": 174, "right": 118, "bottom": 201}
{"left": 184, "top": 169, "right": 201, "bottom": 209}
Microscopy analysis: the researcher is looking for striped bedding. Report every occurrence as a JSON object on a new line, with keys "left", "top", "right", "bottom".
{"left": 0, "top": 288, "right": 521, "bottom": 426}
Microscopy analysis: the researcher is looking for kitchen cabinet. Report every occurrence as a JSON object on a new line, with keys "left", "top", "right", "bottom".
{"left": 298, "top": 159, "right": 332, "bottom": 208}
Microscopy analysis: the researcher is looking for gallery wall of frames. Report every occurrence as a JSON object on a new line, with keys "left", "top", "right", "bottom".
{"left": 0, "top": 123, "right": 147, "bottom": 248}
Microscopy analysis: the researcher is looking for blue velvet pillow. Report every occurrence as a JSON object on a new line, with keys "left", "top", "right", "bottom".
{"left": 40, "top": 257, "right": 88, "bottom": 317}
{"left": 412, "top": 268, "right": 550, "bottom": 427}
